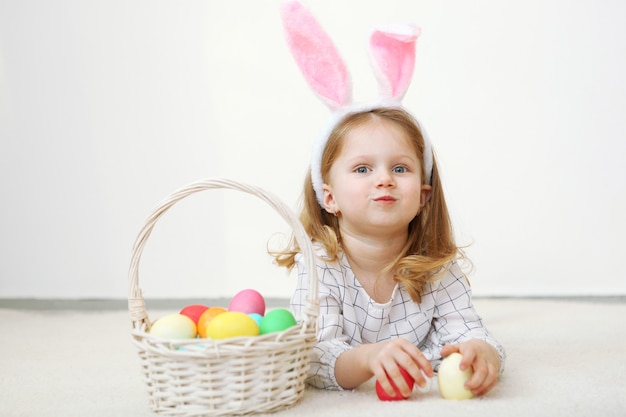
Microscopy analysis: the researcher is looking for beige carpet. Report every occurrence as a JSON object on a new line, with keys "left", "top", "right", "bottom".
{"left": 1, "top": 298, "right": 625, "bottom": 417}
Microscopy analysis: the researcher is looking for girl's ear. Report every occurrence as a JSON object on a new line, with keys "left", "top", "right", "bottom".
{"left": 280, "top": 1, "right": 352, "bottom": 110}
{"left": 322, "top": 183, "right": 338, "bottom": 215}
{"left": 420, "top": 184, "right": 432, "bottom": 208}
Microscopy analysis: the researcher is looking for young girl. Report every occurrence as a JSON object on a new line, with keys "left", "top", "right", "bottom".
{"left": 276, "top": 1, "right": 505, "bottom": 399}
{"left": 276, "top": 108, "right": 505, "bottom": 398}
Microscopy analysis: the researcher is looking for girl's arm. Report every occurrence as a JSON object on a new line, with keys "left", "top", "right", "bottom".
{"left": 290, "top": 254, "right": 353, "bottom": 390}
{"left": 431, "top": 261, "right": 506, "bottom": 396}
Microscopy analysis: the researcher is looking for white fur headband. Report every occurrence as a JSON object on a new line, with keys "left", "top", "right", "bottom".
{"left": 280, "top": 1, "right": 433, "bottom": 208}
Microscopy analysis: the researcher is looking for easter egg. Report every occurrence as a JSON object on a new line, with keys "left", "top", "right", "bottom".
{"left": 149, "top": 314, "right": 197, "bottom": 339}
{"left": 205, "top": 311, "right": 260, "bottom": 339}
{"left": 228, "top": 289, "right": 266, "bottom": 316}
{"left": 259, "top": 308, "right": 296, "bottom": 335}
{"left": 179, "top": 304, "right": 210, "bottom": 324}
{"left": 437, "top": 353, "right": 474, "bottom": 400}
{"left": 248, "top": 313, "right": 263, "bottom": 326}
{"left": 376, "top": 367, "right": 415, "bottom": 401}
{"left": 197, "top": 307, "right": 227, "bottom": 338}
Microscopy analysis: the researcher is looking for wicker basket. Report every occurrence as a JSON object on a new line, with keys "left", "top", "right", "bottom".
{"left": 128, "top": 178, "right": 319, "bottom": 416}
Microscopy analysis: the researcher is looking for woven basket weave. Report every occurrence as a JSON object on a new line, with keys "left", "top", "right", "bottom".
{"left": 128, "top": 178, "right": 319, "bottom": 416}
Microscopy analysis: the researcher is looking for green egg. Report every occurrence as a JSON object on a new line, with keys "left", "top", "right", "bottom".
{"left": 259, "top": 308, "right": 297, "bottom": 334}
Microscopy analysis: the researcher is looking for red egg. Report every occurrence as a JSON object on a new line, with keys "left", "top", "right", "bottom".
{"left": 375, "top": 367, "right": 415, "bottom": 401}
{"left": 228, "top": 289, "right": 265, "bottom": 316}
{"left": 179, "top": 304, "right": 210, "bottom": 325}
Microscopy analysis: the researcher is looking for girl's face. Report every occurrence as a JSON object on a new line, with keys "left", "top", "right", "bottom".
{"left": 322, "top": 117, "right": 432, "bottom": 239}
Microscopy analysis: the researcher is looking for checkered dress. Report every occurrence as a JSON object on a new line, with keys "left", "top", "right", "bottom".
{"left": 290, "top": 247, "right": 506, "bottom": 390}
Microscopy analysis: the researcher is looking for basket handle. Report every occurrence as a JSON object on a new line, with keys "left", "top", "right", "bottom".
{"left": 127, "top": 178, "right": 319, "bottom": 331}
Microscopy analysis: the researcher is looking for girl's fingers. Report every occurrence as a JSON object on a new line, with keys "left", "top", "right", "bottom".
{"left": 439, "top": 344, "right": 459, "bottom": 357}
{"left": 376, "top": 354, "right": 412, "bottom": 397}
{"left": 399, "top": 344, "right": 433, "bottom": 388}
{"left": 466, "top": 360, "right": 499, "bottom": 396}
{"left": 458, "top": 349, "right": 476, "bottom": 372}
{"left": 465, "top": 359, "right": 487, "bottom": 390}
{"left": 386, "top": 365, "right": 413, "bottom": 397}
{"left": 372, "top": 339, "right": 436, "bottom": 398}
{"left": 373, "top": 366, "right": 396, "bottom": 397}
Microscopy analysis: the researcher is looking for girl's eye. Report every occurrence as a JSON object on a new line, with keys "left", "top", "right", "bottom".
{"left": 393, "top": 166, "right": 408, "bottom": 173}
{"left": 355, "top": 166, "right": 370, "bottom": 174}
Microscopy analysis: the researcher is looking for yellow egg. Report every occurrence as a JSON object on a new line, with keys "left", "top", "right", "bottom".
{"left": 149, "top": 314, "right": 197, "bottom": 339}
{"left": 205, "top": 311, "right": 260, "bottom": 339}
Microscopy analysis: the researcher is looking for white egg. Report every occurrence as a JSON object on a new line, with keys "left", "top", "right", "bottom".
{"left": 149, "top": 314, "right": 197, "bottom": 339}
{"left": 437, "top": 352, "right": 474, "bottom": 400}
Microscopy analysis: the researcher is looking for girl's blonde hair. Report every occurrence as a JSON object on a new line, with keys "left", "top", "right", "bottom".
{"left": 274, "top": 107, "right": 460, "bottom": 302}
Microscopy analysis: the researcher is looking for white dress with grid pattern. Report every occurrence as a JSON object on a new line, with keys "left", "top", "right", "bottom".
{"left": 290, "top": 248, "right": 506, "bottom": 390}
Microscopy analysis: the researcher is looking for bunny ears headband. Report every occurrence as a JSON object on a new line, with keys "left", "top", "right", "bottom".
{"left": 280, "top": 1, "right": 433, "bottom": 208}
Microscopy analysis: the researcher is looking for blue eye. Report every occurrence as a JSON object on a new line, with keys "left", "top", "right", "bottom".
{"left": 355, "top": 166, "right": 370, "bottom": 174}
{"left": 393, "top": 166, "right": 408, "bottom": 173}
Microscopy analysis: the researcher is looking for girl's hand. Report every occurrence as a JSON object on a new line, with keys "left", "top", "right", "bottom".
{"left": 365, "top": 338, "right": 434, "bottom": 398}
{"left": 440, "top": 340, "right": 501, "bottom": 396}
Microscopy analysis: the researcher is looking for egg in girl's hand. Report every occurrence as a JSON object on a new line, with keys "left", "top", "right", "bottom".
{"left": 375, "top": 367, "right": 414, "bottom": 401}
{"left": 437, "top": 352, "right": 474, "bottom": 400}
{"left": 149, "top": 314, "right": 197, "bottom": 339}
{"left": 205, "top": 311, "right": 260, "bottom": 339}
{"left": 228, "top": 289, "right": 266, "bottom": 316}
{"left": 259, "top": 308, "right": 297, "bottom": 334}
{"left": 179, "top": 304, "right": 209, "bottom": 325}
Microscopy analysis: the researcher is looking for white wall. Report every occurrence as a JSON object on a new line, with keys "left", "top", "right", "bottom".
{"left": 1, "top": 0, "right": 625, "bottom": 300}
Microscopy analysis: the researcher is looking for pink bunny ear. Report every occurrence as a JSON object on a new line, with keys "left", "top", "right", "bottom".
{"left": 280, "top": 1, "right": 351, "bottom": 110}
{"left": 370, "top": 24, "right": 421, "bottom": 101}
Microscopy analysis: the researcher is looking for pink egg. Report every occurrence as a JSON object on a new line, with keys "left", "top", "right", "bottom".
{"left": 228, "top": 289, "right": 265, "bottom": 316}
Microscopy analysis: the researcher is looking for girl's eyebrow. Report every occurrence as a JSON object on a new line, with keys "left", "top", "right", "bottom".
{"left": 344, "top": 153, "right": 374, "bottom": 162}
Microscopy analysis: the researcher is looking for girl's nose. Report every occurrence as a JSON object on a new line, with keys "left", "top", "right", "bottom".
{"left": 376, "top": 171, "right": 395, "bottom": 188}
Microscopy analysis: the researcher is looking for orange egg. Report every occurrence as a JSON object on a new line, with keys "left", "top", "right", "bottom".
{"left": 197, "top": 307, "right": 227, "bottom": 338}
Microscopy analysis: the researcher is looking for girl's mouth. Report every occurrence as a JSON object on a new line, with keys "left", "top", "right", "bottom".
{"left": 374, "top": 195, "right": 397, "bottom": 203}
